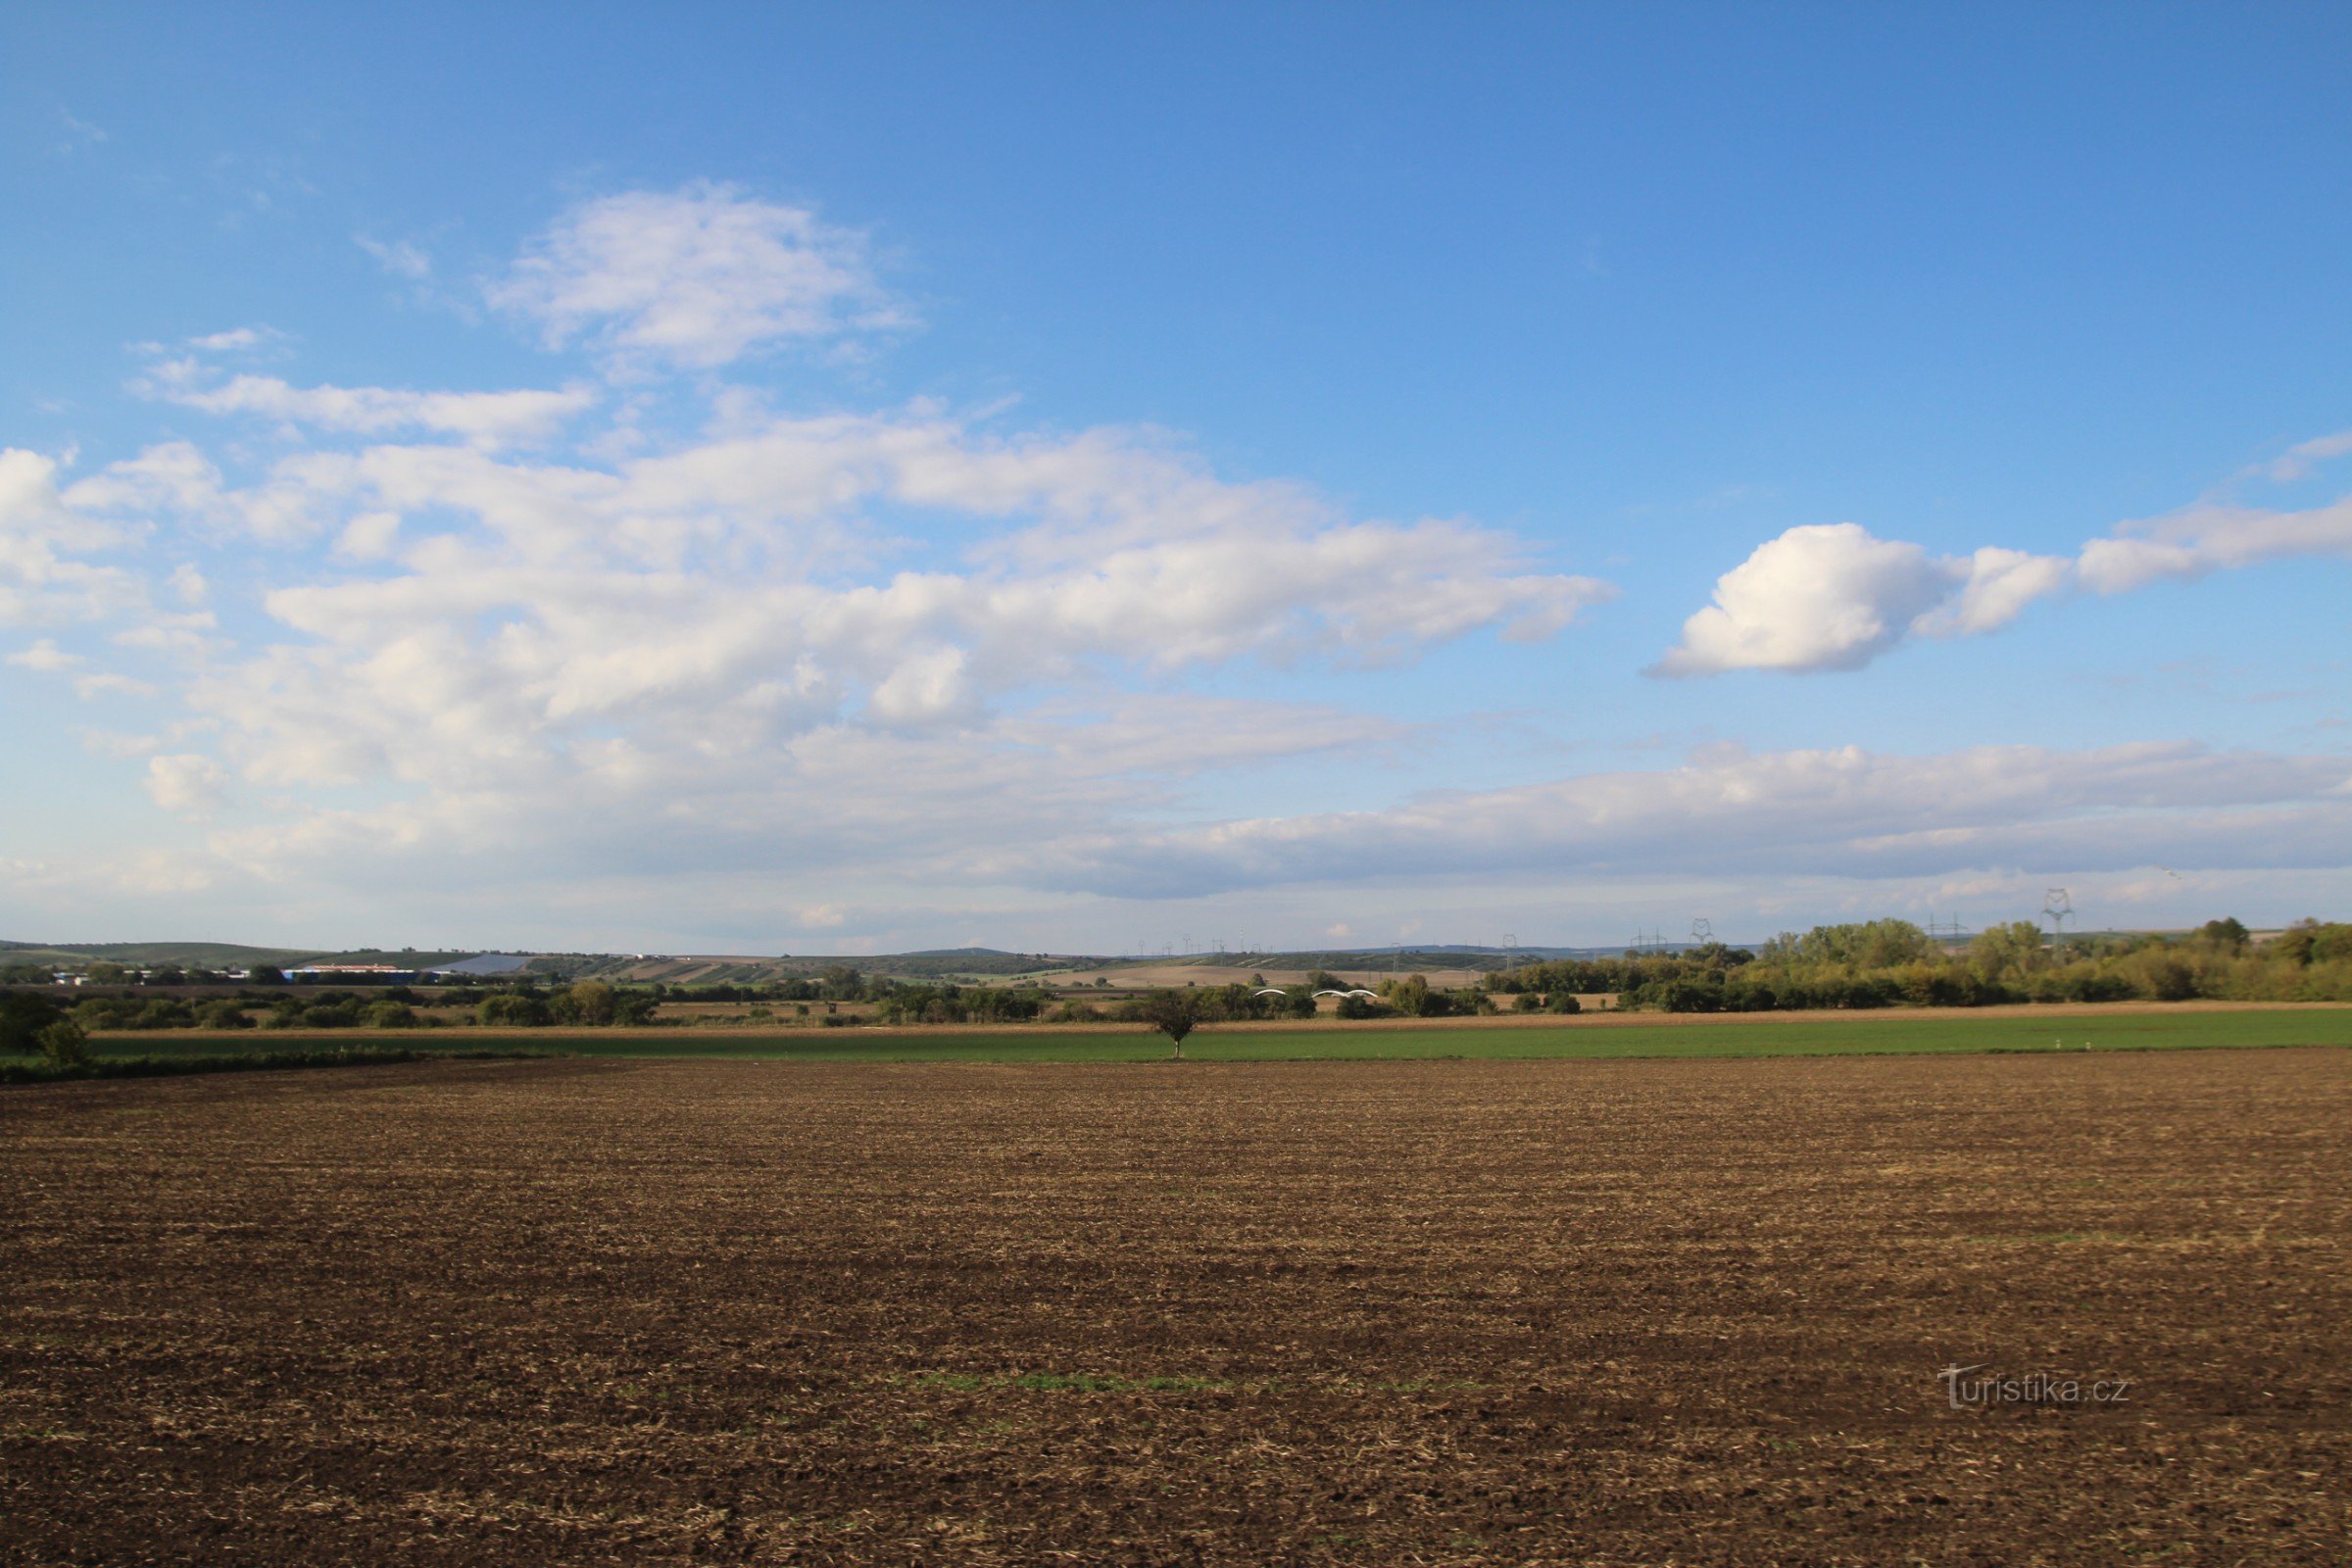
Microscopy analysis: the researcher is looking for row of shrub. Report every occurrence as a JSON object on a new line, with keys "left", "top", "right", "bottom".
{"left": 475, "top": 981, "right": 656, "bottom": 1027}
{"left": 1502, "top": 917, "right": 2352, "bottom": 1013}
{"left": 66, "top": 992, "right": 431, "bottom": 1032}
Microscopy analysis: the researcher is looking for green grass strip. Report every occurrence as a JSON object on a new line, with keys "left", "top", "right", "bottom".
{"left": 0, "top": 1045, "right": 556, "bottom": 1085}
{"left": 32, "top": 1006, "right": 2352, "bottom": 1066}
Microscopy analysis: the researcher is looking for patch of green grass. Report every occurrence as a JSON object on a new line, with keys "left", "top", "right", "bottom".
{"left": 86, "top": 1006, "right": 2352, "bottom": 1064}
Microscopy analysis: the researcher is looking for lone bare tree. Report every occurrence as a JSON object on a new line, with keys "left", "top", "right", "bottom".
{"left": 1139, "top": 988, "right": 1200, "bottom": 1059}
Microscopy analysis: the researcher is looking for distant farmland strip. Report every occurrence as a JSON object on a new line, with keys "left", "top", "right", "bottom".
{"left": 48, "top": 1005, "right": 2352, "bottom": 1065}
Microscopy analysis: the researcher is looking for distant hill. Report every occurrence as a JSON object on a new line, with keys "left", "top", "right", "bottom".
{"left": 2, "top": 941, "right": 320, "bottom": 968}
{"left": 435, "top": 953, "right": 534, "bottom": 976}
{"left": 7, "top": 937, "right": 1786, "bottom": 986}
{"left": 4, "top": 941, "right": 485, "bottom": 971}
{"left": 530, "top": 949, "right": 1103, "bottom": 983}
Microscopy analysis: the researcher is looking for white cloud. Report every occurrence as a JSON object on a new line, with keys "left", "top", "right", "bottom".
{"left": 56, "top": 112, "right": 108, "bottom": 155}
{"left": 28, "top": 175, "right": 2348, "bottom": 945}
{"left": 1918, "top": 546, "right": 2073, "bottom": 637}
{"left": 866, "top": 645, "right": 977, "bottom": 727}
{"left": 158, "top": 374, "right": 596, "bottom": 449}
{"left": 1018, "top": 741, "right": 2352, "bottom": 900}
{"left": 65, "top": 441, "right": 350, "bottom": 544}
{"left": 2264, "top": 428, "right": 2352, "bottom": 483}
{"left": 38, "top": 375, "right": 1607, "bottom": 915}
{"left": 8, "top": 637, "right": 81, "bottom": 672}
{"left": 144, "top": 753, "right": 229, "bottom": 816}
{"left": 487, "top": 181, "right": 906, "bottom": 370}
{"left": 186, "top": 326, "right": 270, "bottom": 353}
{"left": 158, "top": 408, "right": 1610, "bottom": 787}
{"left": 356, "top": 234, "right": 432, "bottom": 281}
{"left": 334, "top": 511, "right": 401, "bottom": 561}
{"left": 2077, "top": 494, "right": 2352, "bottom": 594}
{"left": 0, "top": 448, "right": 144, "bottom": 624}
{"left": 74, "top": 671, "right": 157, "bottom": 700}
{"left": 1654, "top": 523, "right": 2064, "bottom": 675}
{"left": 13, "top": 634, "right": 158, "bottom": 699}
{"left": 1665, "top": 431, "right": 2352, "bottom": 674}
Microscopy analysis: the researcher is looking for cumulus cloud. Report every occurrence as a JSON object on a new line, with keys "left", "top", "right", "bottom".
{"left": 96, "top": 404, "right": 1610, "bottom": 808}
{"left": 0, "top": 448, "right": 144, "bottom": 624}
{"left": 1654, "top": 523, "right": 2066, "bottom": 674}
{"left": 65, "top": 441, "right": 348, "bottom": 544}
{"left": 52, "top": 328, "right": 1608, "bottom": 876}
{"left": 487, "top": 182, "right": 906, "bottom": 369}
{"left": 1664, "top": 428, "right": 2352, "bottom": 675}
{"left": 1916, "top": 546, "right": 2073, "bottom": 637}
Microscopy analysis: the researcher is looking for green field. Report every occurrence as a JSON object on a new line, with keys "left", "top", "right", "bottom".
{"left": 35, "top": 1006, "right": 2352, "bottom": 1067}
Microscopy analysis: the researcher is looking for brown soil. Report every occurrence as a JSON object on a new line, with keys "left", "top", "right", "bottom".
{"left": 4, "top": 1051, "right": 2347, "bottom": 1565}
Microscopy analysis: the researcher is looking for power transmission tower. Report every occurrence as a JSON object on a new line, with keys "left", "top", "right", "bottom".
{"left": 1690, "top": 917, "right": 1712, "bottom": 946}
{"left": 2041, "top": 889, "right": 2074, "bottom": 955}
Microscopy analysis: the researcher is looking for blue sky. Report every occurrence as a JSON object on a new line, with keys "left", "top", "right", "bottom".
{"left": 3, "top": 3, "right": 2348, "bottom": 954}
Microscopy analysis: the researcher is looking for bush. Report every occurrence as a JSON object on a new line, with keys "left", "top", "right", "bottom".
{"left": 478, "top": 992, "right": 552, "bottom": 1027}
{"left": 367, "top": 1002, "right": 418, "bottom": 1029}
{"left": 550, "top": 981, "right": 616, "bottom": 1026}
{"left": 1, "top": 992, "right": 67, "bottom": 1054}
{"left": 39, "top": 1018, "right": 89, "bottom": 1066}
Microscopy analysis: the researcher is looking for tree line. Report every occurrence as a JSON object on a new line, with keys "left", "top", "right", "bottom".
{"left": 1489, "top": 917, "right": 2352, "bottom": 1012}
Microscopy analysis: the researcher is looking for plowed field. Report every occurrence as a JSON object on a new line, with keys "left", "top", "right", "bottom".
{"left": 5, "top": 1050, "right": 2347, "bottom": 1565}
